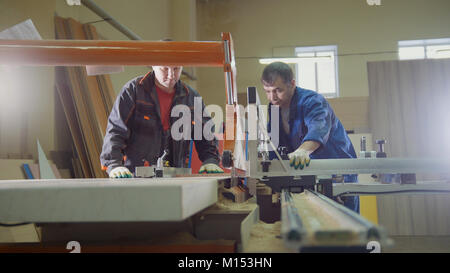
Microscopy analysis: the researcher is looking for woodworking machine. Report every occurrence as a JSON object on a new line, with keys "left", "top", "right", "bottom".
{"left": 218, "top": 86, "right": 450, "bottom": 252}
{"left": 1, "top": 35, "right": 450, "bottom": 253}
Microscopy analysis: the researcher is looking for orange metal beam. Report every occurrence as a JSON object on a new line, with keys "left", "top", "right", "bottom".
{"left": 0, "top": 39, "right": 224, "bottom": 67}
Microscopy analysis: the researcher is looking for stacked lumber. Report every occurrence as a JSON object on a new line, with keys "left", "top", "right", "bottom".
{"left": 54, "top": 16, "right": 116, "bottom": 178}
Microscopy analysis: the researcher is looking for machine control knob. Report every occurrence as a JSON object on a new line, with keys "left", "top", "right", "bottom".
{"left": 376, "top": 139, "right": 387, "bottom": 158}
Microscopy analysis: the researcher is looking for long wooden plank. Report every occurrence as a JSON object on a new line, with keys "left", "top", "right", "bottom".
{"left": 57, "top": 17, "right": 96, "bottom": 177}
{"left": 54, "top": 16, "right": 92, "bottom": 178}
{"left": 65, "top": 65, "right": 103, "bottom": 178}
{"left": 60, "top": 17, "right": 105, "bottom": 178}
{"left": 293, "top": 191, "right": 368, "bottom": 246}
{"left": 83, "top": 23, "right": 116, "bottom": 121}
{"left": 55, "top": 80, "right": 92, "bottom": 178}
{"left": 66, "top": 18, "right": 107, "bottom": 143}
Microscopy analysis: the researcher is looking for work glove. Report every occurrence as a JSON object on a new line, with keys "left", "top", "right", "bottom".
{"left": 199, "top": 163, "right": 224, "bottom": 174}
{"left": 288, "top": 149, "right": 311, "bottom": 170}
{"left": 109, "top": 166, "right": 133, "bottom": 178}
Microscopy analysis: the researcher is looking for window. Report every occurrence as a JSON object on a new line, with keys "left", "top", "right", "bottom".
{"left": 295, "top": 45, "right": 339, "bottom": 98}
{"left": 398, "top": 38, "right": 450, "bottom": 60}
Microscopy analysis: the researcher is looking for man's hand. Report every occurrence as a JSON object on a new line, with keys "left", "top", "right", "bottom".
{"left": 288, "top": 149, "right": 311, "bottom": 170}
{"left": 199, "top": 163, "right": 224, "bottom": 174}
{"left": 109, "top": 166, "right": 133, "bottom": 178}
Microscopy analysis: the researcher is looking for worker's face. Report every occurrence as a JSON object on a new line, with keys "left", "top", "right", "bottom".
{"left": 153, "top": 66, "right": 183, "bottom": 91}
{"left": 263, "top": 76, "right": 295, "bottom": 109}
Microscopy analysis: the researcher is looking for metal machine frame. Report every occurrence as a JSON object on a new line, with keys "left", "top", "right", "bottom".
{"left": 236, "top": 86, "right": 450, "bottom": 252}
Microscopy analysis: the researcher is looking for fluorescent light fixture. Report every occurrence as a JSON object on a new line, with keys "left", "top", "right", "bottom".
{"left": 435, "top": 48, "right": 450, "bottom": 58}
{"left": 66, "top": 0, "right": 81, "bottom": 5}
{"left": 259, "top": 56, "right": 332, "bottom": 64}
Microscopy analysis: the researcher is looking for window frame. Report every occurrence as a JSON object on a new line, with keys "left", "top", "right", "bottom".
{"left": 294, "top": 45, "right": 339, "bottom": 98}
{"left": 398, "top": 38, "right": 450, "bottom": 60}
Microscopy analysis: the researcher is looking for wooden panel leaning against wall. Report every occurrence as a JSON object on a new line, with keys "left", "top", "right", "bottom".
{"left": 327, "top": 96, "right": 369, "bottom": 134}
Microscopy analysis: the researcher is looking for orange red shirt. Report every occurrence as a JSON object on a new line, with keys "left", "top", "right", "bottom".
{"left": 155, "top": 85, "right": 175, "bottom": 131}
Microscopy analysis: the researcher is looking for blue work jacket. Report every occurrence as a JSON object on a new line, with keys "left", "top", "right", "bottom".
{"left": 268, "top": 87, "right": 357, "bottom": 162}
{"left": 268, "top": 86, "right": 359, "bottom": 212}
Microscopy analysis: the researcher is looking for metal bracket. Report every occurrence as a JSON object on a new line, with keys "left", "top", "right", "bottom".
{"left": 260, "top": 175, "right": 316, "bottom": 193}
{"left": 316, "top": 179, "right": 333, "bottom": 198}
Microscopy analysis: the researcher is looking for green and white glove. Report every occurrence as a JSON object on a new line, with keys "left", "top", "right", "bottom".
{"left": 288, "top": 149, "right": 311, "bottom": 170}
{"left": 109, "top": 166, "right": 133, "bottom": 178}
{"left": 199, "top": 163, "right": 224, "bottom": 174}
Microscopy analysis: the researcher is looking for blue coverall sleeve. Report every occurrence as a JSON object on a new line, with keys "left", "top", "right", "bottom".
{"left": 302, "top": 95, "right": 332, "bottom": 147}
{"left": 100, "top": 82, "right": 136, "bottom": 174}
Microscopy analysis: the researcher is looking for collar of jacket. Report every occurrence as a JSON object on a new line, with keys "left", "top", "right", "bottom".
{"left": 139, "top": 71, "right": 190, "bottom": 99}
{"left": 287, "top": 87, "right": 300, "bottom": 121}
{"left": 268, "top": 86, "right": 300, "bottom": 124}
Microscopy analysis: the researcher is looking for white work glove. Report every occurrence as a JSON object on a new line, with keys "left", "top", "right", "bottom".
{"left": 199, "top": 163, "right": 224, "bottom": 174}
{"left": 288, "top": 149, "right": 311, "bottom": 170}
{"left": 109, "top": 166, "right": 133, "bottom": 178}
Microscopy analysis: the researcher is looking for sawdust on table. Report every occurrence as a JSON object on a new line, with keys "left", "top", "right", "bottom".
{"left": 211, "top": 198, "right": 255, "bottom": 211}
{"left": 208, "top": 187, "right": 256, "bottom": 211}
{"left": 244, "top": 221, "right": 293, "bottom": 253}
{"left": 249, "top": 221, "right": 281, "bottom": 239}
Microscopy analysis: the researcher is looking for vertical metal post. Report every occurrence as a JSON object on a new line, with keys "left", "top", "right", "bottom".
{"left": 223, "top": 40, "right": 234, "bottom": 105}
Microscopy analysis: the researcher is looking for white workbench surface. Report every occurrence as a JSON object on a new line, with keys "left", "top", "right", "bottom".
{"left": 0, "top": 177, "right": 219, "bottom": 222}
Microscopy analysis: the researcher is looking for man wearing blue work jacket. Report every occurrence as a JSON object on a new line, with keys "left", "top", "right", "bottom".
{"left": 262, "top": 62, "right": 359, "bottom": 213}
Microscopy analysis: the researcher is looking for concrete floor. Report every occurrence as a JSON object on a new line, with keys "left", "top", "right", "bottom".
{"left": 384, "top": 236, "right": 450, "bottom": 253}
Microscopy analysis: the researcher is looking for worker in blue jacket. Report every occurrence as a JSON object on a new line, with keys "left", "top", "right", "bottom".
{"left": 262, "top": 62, "right": 359, "bottom": 213}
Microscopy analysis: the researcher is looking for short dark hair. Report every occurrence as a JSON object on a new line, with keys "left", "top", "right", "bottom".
{"left": 261, "top": 62, "right": 294, "bottom": 85}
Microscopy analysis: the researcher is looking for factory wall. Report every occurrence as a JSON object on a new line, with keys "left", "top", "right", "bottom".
{"left": 55, "top": 0, "right": 197, "bottom": 96}
{"left": 195, "top": 0, "right": 450, "bottom": 109}
{"left": 55, "top": 0, "right": 172, "bottom": 95}
{"left": 0, "top": 0, "right": 56, "bottom": 160}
